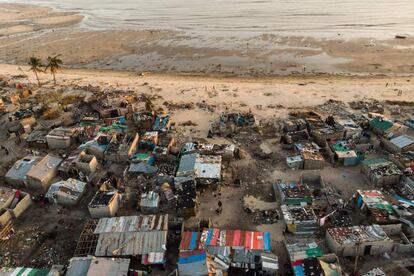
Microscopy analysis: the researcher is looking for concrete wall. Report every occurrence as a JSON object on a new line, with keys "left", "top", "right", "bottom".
{"left": 128, "top": 134, "right": 139, "bottom": 157}
{"left": 12, "top": 193, "right": 32, "bottom": 218}
{"left": 326, "top": 231, "right": 394, "bottom": 257}
{"left": 381, "top": 138, "right": 400, "bottom": 154}
{"left": 88, "top": 193, "right": 120, "bottom": 218}
{"left": 47, "top": 136, "right": 71, "bottom": 149}
{"left": 26, "top": 169, "right": 58, "bottom": 191}
{"left": 0, "top": 210, "right": 13, "bottom": 227}
{"left": 5, "top": 176, "right": 25, "bottom": 188}
{"left": 0, "top": 192, "right": 32, "bottom": 226}
{"left": 76, "top": 155, "right": 99, "bottom": 175}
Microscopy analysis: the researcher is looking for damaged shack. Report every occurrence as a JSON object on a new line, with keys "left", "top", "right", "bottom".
{"left": 88, "top": 185, "right": 122, "bottom": 218}
{"left": 45, "top": 178, "right": 87, "bottom": 206}
{"left": 25, "top": 154, "right": 62, "bottom": 191}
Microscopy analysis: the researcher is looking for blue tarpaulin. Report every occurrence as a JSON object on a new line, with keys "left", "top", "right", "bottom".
{"left": 178, "top": 252, "right": 207, "bottom": 264}
{"left": 264, "top": 232, "right": 271, "bottom": 251}
{"left": 189, "top": 232, "right": 198, "bottom": 250}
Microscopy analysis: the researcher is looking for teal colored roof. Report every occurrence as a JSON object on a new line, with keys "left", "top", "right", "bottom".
{"left": 332, "top": 142, "right": 350, "bottom": 152}
{"left": 0, "top": 267, "right": 50, "bottom": 276}
{"left": 370, "top": 117, "right": 393, "bottom": 131}
{"left": 361, "top": 158, "right": 388, "bottom": 166}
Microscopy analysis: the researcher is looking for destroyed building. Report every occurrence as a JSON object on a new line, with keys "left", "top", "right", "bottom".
{"left": 356, "top": 190, "right": 398, "bottom": 224}
{"left": 301, "top": 150, "right": 325, "bottom": 170}
{"left": 209, "top": 112, "right": 256, "bottom": 136}
{"left": 281, "top": 205, "right": 318, "bottom": 235}
{"left": 370, "top": 116, "right": 407, "bottom": 136}
{"left": 133, "top": 111, "right": 155, "bottom": 131}
{"left": 181, "top": 142, "right": 236, "bottom": 160}
{"left": 5, "top": 155, "right": 41, "bottom": 187}
{"left": 275, "top": 182, "right": 313, "bottom": 206}
{"left": 361, "top": 158, "right": 403, "bottom": 186}
{"left": 0, "top": 189, "right": 32, "bottom": 228}
{"left": 174, "top": 177, "right": 198, "bottom": 218}
{"left": 45, "top": 178, "right": 87, "bottom": 206}
{"left": 78, "top": 132, "right": 112, "bottom": 159}
{"left": 153, "top": 114, "right": 171, "bottom": 132}
{"left": 389, "top": 151, "right": 414, "bottom": 173}
{"left": 26, "top": 129, "right": 48, "bottom": 148}
{"left": 139, "top": 191, "right": 160, "bottom": 214}
{"left": 46, "top": 127, "right": 78, "bottom": 149}
{"left": 337, "top": 118, "right": 362, "bottom": 139}
{"left": 88, "top": 186, "right": 122, "bottom": 218}
{"left": 25, "top": 154, "right": 62, "bottom": 191}
{"left": 285, "top": 241, "right": 343, "bottom": 276}
{"left": 105, "top": 132, "right": 139, "bottom": 162}
{"left": 326, "top": 224, "right": 393, "bottom": 256}
{"left": 59, "top": 149, "right": 99, "bottom": 177}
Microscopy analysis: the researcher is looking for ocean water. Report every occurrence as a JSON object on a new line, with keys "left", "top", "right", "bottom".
{"left": 3, "top": 0, "right": 414, "bottom": 38}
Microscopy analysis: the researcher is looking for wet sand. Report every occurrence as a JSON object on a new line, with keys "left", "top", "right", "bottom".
{"left": 0, "top": 3, "right": 413, "bottom": 76}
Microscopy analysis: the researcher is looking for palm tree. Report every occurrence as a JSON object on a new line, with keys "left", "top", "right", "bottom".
{"left": 28, "top": 56, "right": 43, "bottom": 86}
{"left": 45, "top": 55, "right": 63, "bottom": 85}
{"left": 144, "top": 95, "right": 155, "bottom": 111}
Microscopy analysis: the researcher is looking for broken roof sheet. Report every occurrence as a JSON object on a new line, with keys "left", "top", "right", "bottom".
{"left": 95, "top": 230, "right": 167, "bottom": 257}
{"left": 94, "top": 214, "right": 168, "bottom": 234}
{"left": 45, "top": 178, "right": 86, "bottom": 203}
{"left": 327, "top": 225, "right": 390, "bottom": 245}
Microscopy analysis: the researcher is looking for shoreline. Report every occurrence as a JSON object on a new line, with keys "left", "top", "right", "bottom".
{"left": 0, "top": 3, "right": 414, "bottom": 77}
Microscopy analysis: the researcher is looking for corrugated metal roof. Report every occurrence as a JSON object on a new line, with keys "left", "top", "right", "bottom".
{"left": 178, "top": 250, "right": 208, "bottom": 276}
{"left": 94, "top": 230, "right": 167, "bottom": 256}
{"left": 94, "top": 215, "right": 168, "bottom": 234}
{"left": 86, "top": 257, "right": 130, "bottom": 276}
{"left": 66, "top": 257, "right": 92, "bottom": 276}
{"left": 177, "top": 153, "right": 198, "bottom": 176}
{"left": 390, "top": 135, "right": 414, "bottom": 149}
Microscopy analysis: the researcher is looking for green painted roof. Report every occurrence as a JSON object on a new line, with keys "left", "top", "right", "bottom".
{"left": 370, "top": 117, "right": 393, "bottom": 131}
{"left": 361, "top": 158, "right": 388, "bottom": 166}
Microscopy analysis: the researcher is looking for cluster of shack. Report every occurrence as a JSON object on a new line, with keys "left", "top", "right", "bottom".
{"left": 0, "top": 76, "right": 414, "bottom": 275}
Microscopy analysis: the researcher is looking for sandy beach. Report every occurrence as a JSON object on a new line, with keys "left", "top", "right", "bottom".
{"left": 0, "top": 3, "right": 413, "bottom": 76}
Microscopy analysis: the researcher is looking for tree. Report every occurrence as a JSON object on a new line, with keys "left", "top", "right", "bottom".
{"left": 144, "top": 95, "right": 155, "bottom": 111}
{"left": 45, "top": 55, "right": 63, "bottom": 85}
{"left": 28, "top": 56, "right": 43, "bottom": 86}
